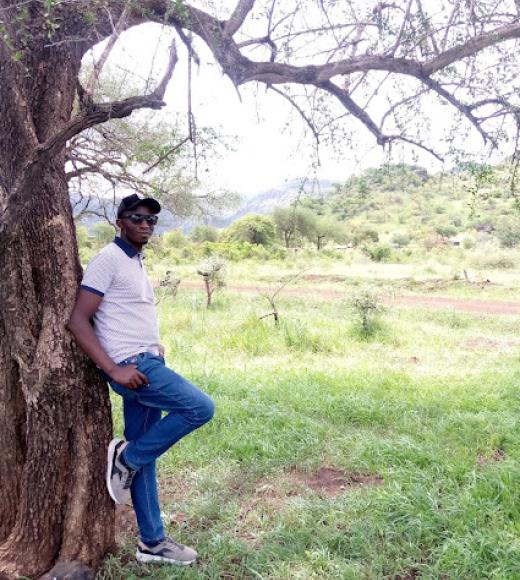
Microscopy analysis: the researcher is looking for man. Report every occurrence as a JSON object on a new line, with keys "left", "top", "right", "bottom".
{"left": 68, "top": 194, "right": 214, "bottom": 566}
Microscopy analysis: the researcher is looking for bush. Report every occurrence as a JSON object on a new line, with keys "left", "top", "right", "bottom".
{"left": 471, "top": 250, "right": 516, "bottom": 270}
{"left": 350, "top": 223, "right": 379, "bottom": 246}
{"left": 364, "top": 243, "right": 392, "bottom": 262}
{"left": 163, "top": 229, "right": 187, "bottom": 248}
{"left": 494, "top": 217, "right": 520, "bottom": 248}
{"left": 190, "top": 225, "right": 219, "bottom": 243}
{"left": 348, "top": 286, "right": 386, "bottom": 338}
{"left": 391, "top": 232, "right": 411, "bottom": 248}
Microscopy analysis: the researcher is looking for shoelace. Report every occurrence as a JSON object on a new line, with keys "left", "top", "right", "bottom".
{"left": 164, "top": 537, "right": 184, "bottom": 551}
{"left": 122, "top": 469, "right": 136, "bottom": 490}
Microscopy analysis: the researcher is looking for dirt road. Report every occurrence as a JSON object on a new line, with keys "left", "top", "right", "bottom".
{"left": 180, "top": 281, "right": 520, "bottom": 316}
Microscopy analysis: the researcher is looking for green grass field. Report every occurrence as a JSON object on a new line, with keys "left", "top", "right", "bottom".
{"left": 98, "top": 281, "right": 520, "bottom": 579}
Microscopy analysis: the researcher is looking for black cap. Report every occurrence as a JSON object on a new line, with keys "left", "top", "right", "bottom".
{"left": 117, "top": 194, "right": 161, "bottom": 218}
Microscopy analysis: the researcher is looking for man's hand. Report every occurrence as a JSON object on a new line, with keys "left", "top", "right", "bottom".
{"left": 158, "top": 344, "right": 165, "bottom": 358}
{"left": 108, "top": 365, "right": 149, "bottom": 390}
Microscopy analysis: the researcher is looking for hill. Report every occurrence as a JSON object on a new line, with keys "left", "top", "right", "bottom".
{"left": 71, "top": 178, "right": 337, "bottom": 232}
{"left": 214, "top": 178, "right": 336, "bottom": 227}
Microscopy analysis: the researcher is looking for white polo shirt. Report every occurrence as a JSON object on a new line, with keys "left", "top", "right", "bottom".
{"left": 81, "top": 237, "right": 161, "bottom": 363}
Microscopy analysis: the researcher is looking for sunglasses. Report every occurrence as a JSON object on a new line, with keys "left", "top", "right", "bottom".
{"left": 122, "top": 214, "right": 159, "bottom": 225}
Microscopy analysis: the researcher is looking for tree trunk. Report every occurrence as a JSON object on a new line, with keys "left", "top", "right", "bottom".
{"left": 0, "top": 30, "right": 114, "bottom": 579}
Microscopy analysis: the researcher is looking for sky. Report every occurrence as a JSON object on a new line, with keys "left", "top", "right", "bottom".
{"left": 85, "top": 17, "right": 501, "bottom": 200}
{"left": 85, "top": 23, "right": 417, "bottom": 199}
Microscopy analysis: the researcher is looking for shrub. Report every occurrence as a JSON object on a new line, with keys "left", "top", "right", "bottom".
{"left": 163, "top": 229, "right": 187, "bottom": 248}
{"left": 190, "top": 225, "right": 219, "bottom": 243}
{"left": 494, "top": 216, "right": 520, "bottom": 248}
{"left": 348, "top": 286, "right": 386, "bottom": 338}
{"left": 364, "top": 243, "right": 392, "bottom": 262}
{"left": 391, "top": 233, "right": 411, "bottom": 248}
{"left": 197, "top": 256, "right": 226, "bottom": 307}
{"left": 471, "top": 251, "right": 516, "bottom": 270}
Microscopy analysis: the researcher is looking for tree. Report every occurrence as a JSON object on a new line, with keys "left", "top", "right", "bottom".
{"left": 197, "top": 256, "right": 226, "bottom": 308}
{"left": 222, "top": 214, "right": 276, "bottom": 246}
{"left": 272, "top": 206, "right": 316, "bottom": 248}
{"left": 2, "top": 1, "right": 520, "bottom": 576}
{"left": 307, "top": 216, "right": 345, "bottom": 250}
{"left": 163, "top": 229, "right": 187, "bottom": 248}
{"left": 191, "top": 225, "right": 220, "bottom": 243}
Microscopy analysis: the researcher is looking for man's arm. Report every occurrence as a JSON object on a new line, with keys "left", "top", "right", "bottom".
{"left": 67, "top": 289, "right": 148, "bottom": 389}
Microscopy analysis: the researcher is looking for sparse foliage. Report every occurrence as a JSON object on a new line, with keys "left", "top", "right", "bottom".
{"left": 348, "top": 286, "right": 386, "bottom": 338}
{"left": 197, "top": 256, "right": 226, "bottom": 308}
{"left": 156, "top": 269, "right": 181, "bottom": 304}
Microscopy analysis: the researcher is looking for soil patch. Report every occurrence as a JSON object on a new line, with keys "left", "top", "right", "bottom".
{"left": 463, "top": 337, "right": 518, "bottom": 351}
{"left": 289, "top": 466, "right": 384, "bottom": 497}
{"left": 179, "top": 280, "right": 520, "bottom": 315}
{"left": 477, "top": 448, "right": 506, "bottom": 467}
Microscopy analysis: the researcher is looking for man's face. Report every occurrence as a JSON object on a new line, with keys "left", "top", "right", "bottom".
{"left": 117, "top": 204, "right": 157, "bottom": 246}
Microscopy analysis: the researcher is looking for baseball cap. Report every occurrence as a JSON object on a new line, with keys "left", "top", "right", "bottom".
{"left": 117, "top": 194, "right": 161, "bottom": 218}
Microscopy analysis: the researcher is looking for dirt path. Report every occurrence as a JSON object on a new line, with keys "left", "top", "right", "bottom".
{"left": 180, "top": 281, "right": 520, "bottom": 315}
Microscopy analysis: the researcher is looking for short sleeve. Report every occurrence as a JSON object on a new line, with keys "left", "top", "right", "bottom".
{"left": 80, "top": 250, "right": 117, "bottom": 297}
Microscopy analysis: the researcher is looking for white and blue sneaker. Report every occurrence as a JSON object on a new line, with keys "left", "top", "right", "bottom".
{"left": 106, "top": 438, "right": 135, "bottom": 505}
{"left": 136, "top": 537, "right": 197, "bottom": 565}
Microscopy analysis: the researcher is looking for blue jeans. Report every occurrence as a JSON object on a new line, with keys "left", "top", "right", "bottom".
{"left": 106, "top": 352, "right": 214, "bottom": 544}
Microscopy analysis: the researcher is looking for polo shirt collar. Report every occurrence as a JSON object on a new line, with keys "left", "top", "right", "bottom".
{"left": 113, "top": 236, "right": 139, "bottom": 258}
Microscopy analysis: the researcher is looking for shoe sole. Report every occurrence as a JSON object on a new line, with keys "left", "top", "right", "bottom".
{"left": 136, "top": 550, "right": 196, "bottom": 565}
{"left": 106, "top": 437, "right": 124, "bottom": 504}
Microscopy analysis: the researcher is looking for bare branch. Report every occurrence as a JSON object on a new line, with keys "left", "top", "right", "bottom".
{"left": 173, "top": 23, "right": 201, "bottom": 66}
{"left": 268, "top": 86, "right": 320, "bottom": 145}
{"left": 420, "top": 75, "right": 495, "bottom": 145}
{"left": 424, "top": 21, "right": 520, "bottom": 75}
{"left": 387, "top": 135, "right": 444, "bottom": 161}
{"left": 224, "top": 0, "right": 256, "bottom": 37}
{"left": 319, "top": 81, "right": 387, "bottom": 145}
{"left": 388, "top": 0, "right": 414, "bottom": 56}
{"left": 86, "top": 3, "right": 130, "bottom": 94}
{"left": 142, "top": 136, "right": 190, "bottom": 174}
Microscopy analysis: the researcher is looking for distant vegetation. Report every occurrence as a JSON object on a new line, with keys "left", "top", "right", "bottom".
{"left": 77, "top": 163, "right": 520, "bottom": 271}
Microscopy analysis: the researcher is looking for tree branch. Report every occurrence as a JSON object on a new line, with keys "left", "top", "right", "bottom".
{"left": 86, "top": 3, "right": 130, "bottom": 94}
{"left": 319, "top": 80, "right": 388, "bottom": 145}
{"left": 225, "top": 0, "right": 256, "bottom": 37}
{"left": 0, "top": 40, "right": 179, "bottom": 241}
{"left": 423, "top": 21, "right": 520, "bottom": 74}
{"left": 268, "top": 86, "right": 320, "bottom": 145}
{"left": 142, "top": 136, "right": 190, "bottom": 174}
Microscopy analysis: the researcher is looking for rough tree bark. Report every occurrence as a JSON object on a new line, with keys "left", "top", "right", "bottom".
{"left": 1, "top": 0, "right": 520, "bottom": 577}
{"left": 0, "top": 24, "right": 115, "bottom": 576}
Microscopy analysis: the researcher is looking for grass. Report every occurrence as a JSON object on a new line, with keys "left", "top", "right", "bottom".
{"left": 98, "top": 282, "right": 520, "bottom": 579}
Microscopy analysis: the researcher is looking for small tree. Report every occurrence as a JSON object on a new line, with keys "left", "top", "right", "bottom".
{"left": 258, "top": 270, "right": 307, "bottom": 325}
{"left": 222, "top": 215, "right": 276, "bottom": 246}
{"left": 272, "top": 206, "right": 316, "bottom": 248}
{"left": 197, "top": 256, "right": 226, "bottom": 308}
{"left": 155, "top": 270, "right": 181, "bottom": 304}
{"left": 349, "top": 287, "right": 386, "bottom": 337}
{"left": 307, "top": 216, "right": 345, "bottom": 250}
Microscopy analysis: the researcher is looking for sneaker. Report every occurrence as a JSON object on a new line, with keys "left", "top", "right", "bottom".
{"left": 136, "top": 537, "right": 197, "bottom": 565}
{"left": 106, "top": 438, "right": 135, "bottom": 505}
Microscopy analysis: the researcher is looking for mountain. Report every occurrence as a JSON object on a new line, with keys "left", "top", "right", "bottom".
{"left": 212, "top": 178, "right": 336, "bottom": 227}
{"left": 71, "top": 178, "right": 337, "bottom": 232}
